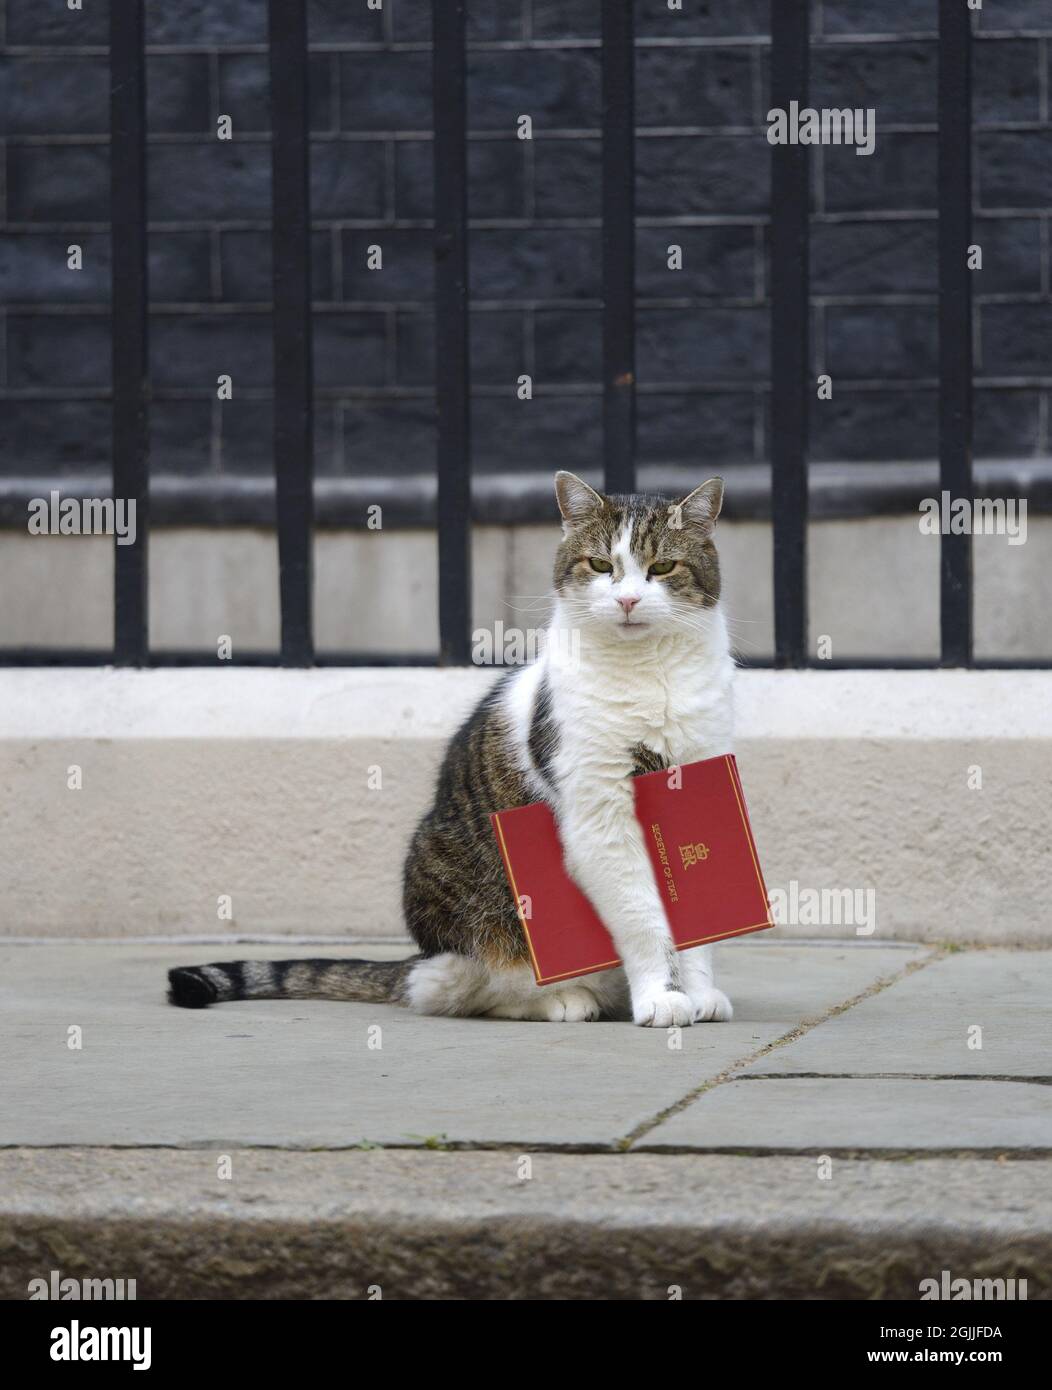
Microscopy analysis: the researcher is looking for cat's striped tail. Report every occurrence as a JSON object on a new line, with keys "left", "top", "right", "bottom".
{"left": 167, "top": 957, "right": 417, "bottom": 1009}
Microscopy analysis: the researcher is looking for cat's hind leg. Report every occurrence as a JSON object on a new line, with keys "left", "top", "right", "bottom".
{"left": 406, "top": 953, "right": 606, "bottom": 1021}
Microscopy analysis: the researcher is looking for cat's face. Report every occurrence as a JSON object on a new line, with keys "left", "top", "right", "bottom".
{"left": 552, "top": 471, "right": 723, "bottom": 641}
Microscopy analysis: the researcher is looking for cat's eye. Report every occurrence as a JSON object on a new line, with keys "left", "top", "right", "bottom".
{"left": 648, "top": 560, "right": 677, "bottom": 576}
{"left": 587, "top": 557, "right": 613, "bottom": 573}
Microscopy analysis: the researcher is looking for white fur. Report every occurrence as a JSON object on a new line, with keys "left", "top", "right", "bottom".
{"left": 408, "top": 521, "right": 736, "bottom": 1028}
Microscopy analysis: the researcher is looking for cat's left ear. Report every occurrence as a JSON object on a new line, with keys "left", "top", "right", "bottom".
{"left": 555, "top": 470, "right": 605, "bottom": 526}
{"left": 674, "top": 477, "right": 724, "bottom": 537}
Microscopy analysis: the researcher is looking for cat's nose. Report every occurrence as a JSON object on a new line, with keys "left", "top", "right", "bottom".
{"left": 617, "top": 595, "right": 640, "bottom": 614}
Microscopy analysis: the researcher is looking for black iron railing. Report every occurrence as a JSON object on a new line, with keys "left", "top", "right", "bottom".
{"left": 0, "top": 0, "right": 1022, "bottom": 670}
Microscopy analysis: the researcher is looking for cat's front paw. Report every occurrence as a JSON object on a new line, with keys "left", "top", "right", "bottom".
{"left": 688, "top": 985, "right": 733, "bottom": 1022}
{"left": 633, "top": 989, "right": 694, "bottom": 1028}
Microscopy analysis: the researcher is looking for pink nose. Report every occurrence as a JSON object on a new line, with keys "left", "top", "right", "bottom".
{"left": 617, "top": 595, "right": 639, "bottom": 614}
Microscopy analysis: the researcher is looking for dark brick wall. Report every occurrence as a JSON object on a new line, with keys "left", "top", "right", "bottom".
{"left": 2, "top": 0, "right": 1051, "bottom": 483}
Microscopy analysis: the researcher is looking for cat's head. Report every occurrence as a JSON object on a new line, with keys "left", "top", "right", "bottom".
{"left": 552, "top": 471, "right": 723, "bottom": 641}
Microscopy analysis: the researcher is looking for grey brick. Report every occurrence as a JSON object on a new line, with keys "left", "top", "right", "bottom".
{"left": 636, "top": 1, "right": 769, "bottom": 38}
{"left": 214, "top": 395, "right": 336, "bottom": 478}
{"left": 973, "top": 218, "right": 1044, "bottom": 294}
{"left": 980, "top": 303, "right": 1052, "bottom": 376}
{"left": 977, "top": 0, "right": 1052, "bottom": 31}
{"left": 151, "top": 233, "right": 214, "bottom": 302}
{"left": 394, "top": 139, "right": 525, "bottom": 219}
{"left": 7, "top": 146, "right": 110, "bottom": 221}
{"left": 392, "top": 0, "right": 432, "bottom": 43}
{"left": 822, "top": 1, "right": 935, "bottom": 35}
{"left": 7, "top": 314, "right": 110, "bottom": 388}
{"left": 823, "top": 133, "right": 938, "bottom": 212}
{"left": 150, "top": 314, "right": 273, "bottom": 388}
{"left": 0, "top": 401, "right": 111, "bottom": 470}
{"left": 467, "top": 0, "right": 526, "bottom": 40}
{"left": 534, "top": 139, "right": 599, "bottom": 218}
{"left": 340, "top": 52, "right": 433, "bottom": 131}
{"left": 470, "top": 229, "right": 600, "bottom": 299}
{"left": 978, "top": 132, "right": 1052, "bottom": 208}
{"left": 145, "top": 0, "right": 266, "bottom": 45}
{"left": 636, "top": 48, "right": 757, "bottom": 129}
{"left": 824, "top": 305, "right": 937, "bottom": 380}
{"left": 811, "top": 220, "right": 936, "bottom": 295}
{"left": 147, "top": 55, "right": 212, "bottom": 135}
{"left": 467, "top": 51, "right": 601, "bottom": 132}
{"left": 340, "top": 398, "right": 437, "bottom": 473}
{"left": 311, "top": 141, "right": 387, "bottom": 220}
{"left": 342, "top": 229, "right": 433, "bottom": 300}
{"left": 638, "top": 392, "right": 756, "bottom": 464}
{"left": 974, "top": 39, "right": 1041, "bottom": 125}
{"left": 0, "top": 55, "right": 109, "bottom": 135}
{"left": 534, "top": 308, "right": 600, "bottom": 381}
{"left": 6, "top": 0, "right": 108, "bottom": 44}
{"left": 0, "top": 234, "right": 109, "bottom": 303}
{"left": 804, "top": 217, "right": 1046, "bottom": 301}
{"left": 637, "top": 136, "right": 769, "bottom": 216}
{"left": 220, "top": 231, "right": 333, "bottom": 301}
{"left": 637, "top": 226, "right": 756, "bottom": 299}
{"left": 309, "top": 0, "right": 384, "bottom": 43}
{"left": 313, "top": 312, "right": 388, "bottom": 388}
{"left": 472, "top": 393, "right": 601, "bottom": 470}
{"left": 149, "top": 145, "right": 271, "bottom": 221}
{"left": 974, "top": 390, "right": 1042, "bottom": 456}
{"left": 637, "top": 307, "right": 768, "bottom": 383}
{"left": 810, "top": 390, "right": 936, "bottom": 461}
{"left": 216, "top": 53, "right": 333, "bottom": 134}
{"left": 810, "top": 42, "right": 938, "bottom": 125}
{"left": 151, "top": 401, "right": 214, "bottom": 476}
{"left": 395, "top": 310, "right": 524, "bottom": 386}
{"left": 532, "top": 0, "right": 598, "bottom": 39}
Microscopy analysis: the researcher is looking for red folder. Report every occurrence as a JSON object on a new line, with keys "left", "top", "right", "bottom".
{"left": 491, "top": 754, "right": 773, "bottom": 985}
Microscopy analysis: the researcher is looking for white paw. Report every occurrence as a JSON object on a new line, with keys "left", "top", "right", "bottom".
{"left": 633, "top": 989, "right": 694, "bottom": 1028}
{"left": 542, "top": 985, "right": 600, "bottom": 1022}
{"left": 688, "top": 986, "right": 733, "bottom": 1022}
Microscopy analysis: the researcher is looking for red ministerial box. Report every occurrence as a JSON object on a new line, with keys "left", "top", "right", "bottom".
{"left": 491, "top": 754, "right": 773, "bottom": 986}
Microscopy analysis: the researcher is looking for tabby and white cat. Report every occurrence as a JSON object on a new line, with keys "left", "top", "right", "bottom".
{"left": 168, "top": 471, "right": 735, "bottom": 1026}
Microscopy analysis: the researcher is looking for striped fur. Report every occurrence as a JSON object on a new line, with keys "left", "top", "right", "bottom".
{"left": 168, "top": 471, "right": 735, "bottom": 1026}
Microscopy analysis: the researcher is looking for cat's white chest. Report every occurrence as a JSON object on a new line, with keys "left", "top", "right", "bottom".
{"left": 552, "top": 633, "right": 735, "bottom": 769}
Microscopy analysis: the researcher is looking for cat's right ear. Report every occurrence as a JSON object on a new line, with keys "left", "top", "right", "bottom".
{"left": 555, "top": 471, "right": 604, "bottom": 527}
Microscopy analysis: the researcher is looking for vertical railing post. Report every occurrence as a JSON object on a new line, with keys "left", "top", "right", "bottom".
{"left": 269, "top": 0, "right": 315, "bottom": 666}
{"left": 938, "top": 0, "right": 974, "bottom": 666}
{"left": 433, "top": 0, "right": 472, "bottom": 664}
{"left": 110, "top": 0, "right": 149, "bottom": 665}
{"left": 769, "top": 0, "right": 810, "bottom": 668}
{"left": 601, "top": 0, "right": 636, "bottom": 495}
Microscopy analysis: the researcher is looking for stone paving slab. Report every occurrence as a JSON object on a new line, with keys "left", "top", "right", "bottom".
{"left": 0, "top": 941, "right": 927, "bottom": 1149}
{"left": 1, "top": 1147, "right": 1049, "bottom": 1300}
{"left": 642, "top": 1077, "right": 1052, "bottom": 1152}
{"left": 738, "top": 950, "right": 1052, "bottom": 1079}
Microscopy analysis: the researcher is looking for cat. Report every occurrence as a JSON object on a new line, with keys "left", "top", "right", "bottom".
{"left": 168, "top": 470, "right": 735, "bottom": 1027}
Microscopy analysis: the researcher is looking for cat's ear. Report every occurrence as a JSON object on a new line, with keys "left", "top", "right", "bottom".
{"left": 674, "top": 477, "right": 724, "bottom": 537}
{"left": 554, "top": 471, "right": 605, "bottom": 526}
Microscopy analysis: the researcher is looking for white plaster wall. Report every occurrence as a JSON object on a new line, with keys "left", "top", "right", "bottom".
{"left": 0, "top": 669, "right": 1048, "bottom": 944}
